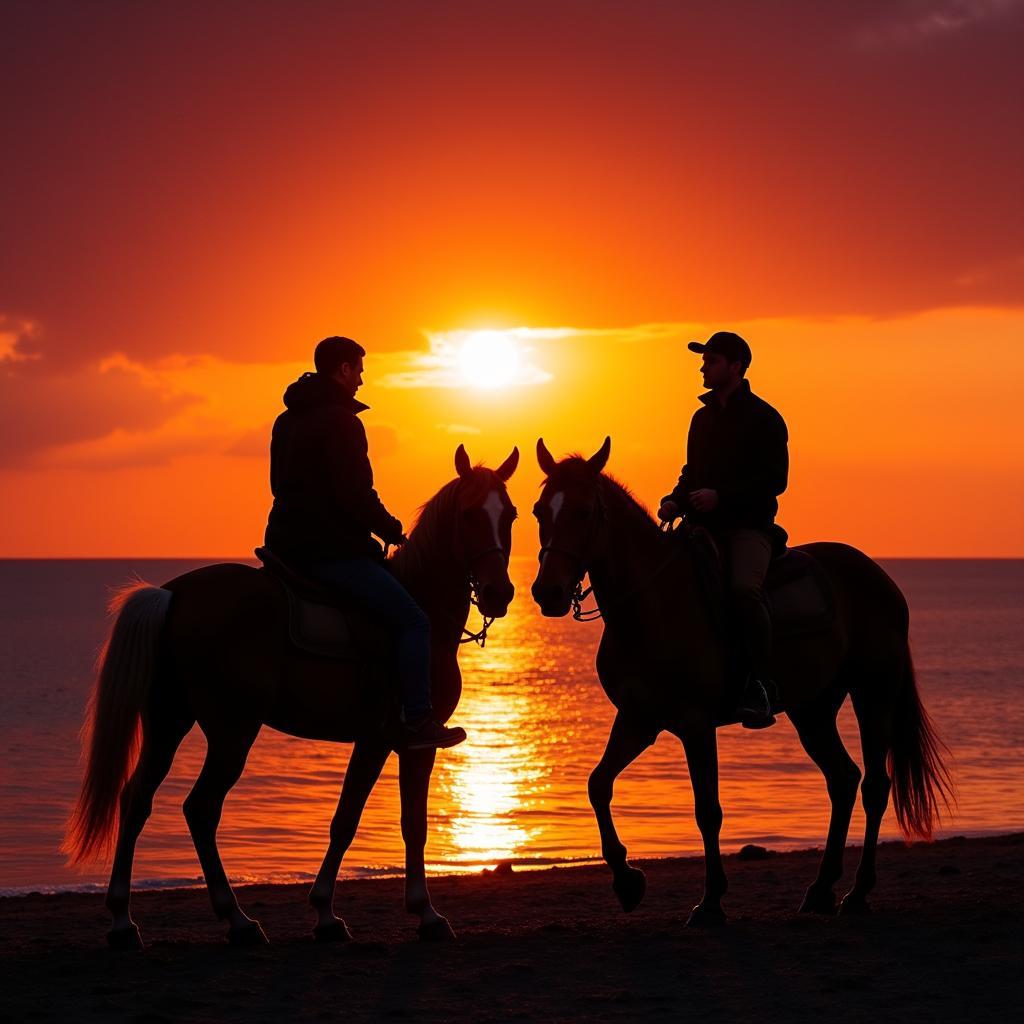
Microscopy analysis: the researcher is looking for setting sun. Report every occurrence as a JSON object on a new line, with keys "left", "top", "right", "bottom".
{"left": 458, "top": 329, "right": 523, "bottom": 390}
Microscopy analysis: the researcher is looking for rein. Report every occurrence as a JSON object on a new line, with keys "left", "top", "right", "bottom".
{"left": 385, "top": 538, "right": 496, "bottom": 647}
{"left": 568, "top": 520, "right": 683, "bottom": 622}
{"left": 389, "top": 483, "right": 513, "bottom": 649}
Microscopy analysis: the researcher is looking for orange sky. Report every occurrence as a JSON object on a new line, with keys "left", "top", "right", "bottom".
{"left": 2, "top": 1, "right": 1022, "bottom": 556}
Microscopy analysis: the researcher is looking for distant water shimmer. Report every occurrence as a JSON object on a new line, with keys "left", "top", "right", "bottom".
{"left": 1, "top": 557, "right": 1021, "bottom": 893}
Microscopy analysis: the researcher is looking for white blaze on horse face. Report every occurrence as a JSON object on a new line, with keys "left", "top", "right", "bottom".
{"left": 483, "top": 490, "right": 505, "bottom": 551}
{"left": 549, "top": 491, "right": 565, "bottom": 523}
{"left": 539, "top": 491, "right": 565, "bottom": 569}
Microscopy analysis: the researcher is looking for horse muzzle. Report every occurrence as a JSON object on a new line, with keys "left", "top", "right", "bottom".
{"left": 531, "top": 580, "right": 571, "bottom": 617}
{"left": 475, "top": 579, "right": 514, "bottom": 618}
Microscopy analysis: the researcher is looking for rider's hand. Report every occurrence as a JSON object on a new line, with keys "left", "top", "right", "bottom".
{"left": 688, "top": 488, "right": 719, "bottom": 512}
{"left": 393, "top": 533, "right": 409, "bottom": 547}
{"left": 382, "top": 516, "right": 404, "bottom": 544}
{"left": 658, "top": 499, "right": 680, "bottom": 522}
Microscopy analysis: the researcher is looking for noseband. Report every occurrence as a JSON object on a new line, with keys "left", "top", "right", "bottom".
{"left": 537, "top": 486, "right": 607, "bottom": 620}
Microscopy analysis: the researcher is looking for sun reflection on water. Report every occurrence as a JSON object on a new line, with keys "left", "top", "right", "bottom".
{"left": 433, "top": 646, "right": 547, "bottom": 869}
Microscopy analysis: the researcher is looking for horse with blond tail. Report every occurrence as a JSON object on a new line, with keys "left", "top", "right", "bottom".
{"left": 65, "top": 444, "right": 519, "bottom": 948}
{"left": 531, "top": 437, "right": 952, "bottom": 924}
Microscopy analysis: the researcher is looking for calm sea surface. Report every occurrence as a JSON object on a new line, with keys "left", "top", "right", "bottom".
{"left": 1, "top": 557, "right": 1021, "bottom": 893}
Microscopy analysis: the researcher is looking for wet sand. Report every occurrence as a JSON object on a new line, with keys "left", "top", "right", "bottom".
{"left": 2, "top": 834, "right": 1020, "bottom": 1022}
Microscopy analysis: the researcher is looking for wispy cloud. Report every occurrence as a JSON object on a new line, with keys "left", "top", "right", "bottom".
{"left": 855, "top": 0, "right": 1021, "bottom": 46}
{"left": 376, "top": 323, "right": 698, "bottom": 390}
{"left": 436, "top": 422, "right": 482, "bottom": 435}
{"left": 377, "top": 328, "right": 553, "bottom": 390}
{"left": 0, "top": 317, "right": 42, "bottom": 369}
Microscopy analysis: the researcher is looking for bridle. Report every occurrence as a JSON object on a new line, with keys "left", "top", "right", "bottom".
{"left": 538, "top": 483, "right": 684, "bottom": 622}
{"left": 453, "top": 490, "right": 515, "bottom": 647}
{"left": 537, "top": 485, "right": 607, "bottom": 621}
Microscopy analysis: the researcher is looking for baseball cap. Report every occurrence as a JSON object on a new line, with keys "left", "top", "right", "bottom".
{"left": 687, "top": 331, "right": 752, "bottom": 367}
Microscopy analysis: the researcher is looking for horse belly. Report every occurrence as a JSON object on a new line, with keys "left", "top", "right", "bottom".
{"left": 264, "top": 655, "right": 392, "bottom": 742}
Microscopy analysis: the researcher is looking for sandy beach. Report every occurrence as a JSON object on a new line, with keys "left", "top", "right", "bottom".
{"left": 2, "top": 833, "right": 1020, "bottom": 1022}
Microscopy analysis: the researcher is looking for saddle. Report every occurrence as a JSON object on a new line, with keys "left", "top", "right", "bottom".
{"left": 254, "top": 547, "right": 387, "bottom": 660}
{"left": 687, "top": 528, "right": 835, "bottom": 639}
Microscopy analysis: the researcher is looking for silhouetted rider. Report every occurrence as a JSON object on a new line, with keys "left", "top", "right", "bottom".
{"left": 265, "top": 335, "right": 465, "bottom": 750}
{"left": 658, "top": 331, "right": 788, "bottom": 729}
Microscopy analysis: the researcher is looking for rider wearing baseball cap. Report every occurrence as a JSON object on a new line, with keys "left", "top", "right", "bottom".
{"left": 658, "top": 330, "right": 788, "bottom": 728}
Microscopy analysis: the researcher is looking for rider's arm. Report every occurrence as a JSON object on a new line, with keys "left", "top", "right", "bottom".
{"left": 661, "top": 411, "right": 700, "bottom": 511}
{"left": 327, "top": 413, "right": 403, "bottom": 542}
{"left": 662, "top": 466, "right": 691, "bottom": 511}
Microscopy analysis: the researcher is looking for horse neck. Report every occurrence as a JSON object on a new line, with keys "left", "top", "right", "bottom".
{"left": 588, "top": 479, "right": 701, "bottom": 619}
{"left": 389, "top": 515, "right": 471, "bottom": 648}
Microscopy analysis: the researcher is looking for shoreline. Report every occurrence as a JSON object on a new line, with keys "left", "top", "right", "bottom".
{"left": 5, "top": 826, "right": 1021, "bottom": 899}
{"left": 3, "top": 833, "right": 1020, "bottom": 1022}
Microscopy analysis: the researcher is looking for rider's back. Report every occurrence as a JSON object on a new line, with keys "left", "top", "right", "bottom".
{"left": 264, "top": 372, "right": 394, "bottom": 566}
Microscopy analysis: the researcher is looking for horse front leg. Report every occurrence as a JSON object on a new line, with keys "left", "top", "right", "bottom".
{"left": 680, "top": 722, "right": 728, "bottom": 926}
{"left": 308, "top": 739, "right": 391, "bottom": 941}
{"left": 588, "top": 711, "right": 656, "bottom": 913}
{"left": 398, "top": 747, "right": 453, "bottom": 940}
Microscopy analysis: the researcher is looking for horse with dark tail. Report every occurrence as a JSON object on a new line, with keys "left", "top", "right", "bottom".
{"left": 531, "top": 437, "right": 952, "bottom": 924}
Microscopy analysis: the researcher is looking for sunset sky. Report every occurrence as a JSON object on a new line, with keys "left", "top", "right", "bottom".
{"left": 2, "top": 0, "right": 1022, "bottom": 556}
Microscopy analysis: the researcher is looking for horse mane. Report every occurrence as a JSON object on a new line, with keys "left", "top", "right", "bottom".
{"left": 546, "top": 456, "right": 664, "bottom": 542}
{"left": 390, "top": 466, "right": 504, "bottom": 580}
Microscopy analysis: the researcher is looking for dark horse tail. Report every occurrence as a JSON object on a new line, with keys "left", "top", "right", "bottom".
{"left": 63, "top": 582, "right": 172, "bottom": 863}
{"left": 889, "top": 649, "right": 953, "bottom": 840}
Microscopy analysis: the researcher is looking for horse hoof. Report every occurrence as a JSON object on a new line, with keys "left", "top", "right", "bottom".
{"left": 107, "top": 924, "right": 144, "bottom": 951}
{"left": 313, "top": 920, "right": 353, "bottom": 943}
{"left": 227, "top": 921, "right": 269, "bottom": 946}
{"left": 417, "top": 918, "right": 456, "bottom": 942}
{"left": 838, "top": 892, "right": 871, "bottom": 916}
{"left": 686, "top": 903, "right": 727, "bottom": 928}
{"left": 799, "top": 885, "right": 837, "bottom": 916}
{"left": 612, "top": 867, "right": 647, "bottom": 913}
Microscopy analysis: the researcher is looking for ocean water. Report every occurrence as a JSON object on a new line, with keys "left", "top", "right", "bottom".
{"left": 1, "top": 557, "right": 1021, "bottom": 894}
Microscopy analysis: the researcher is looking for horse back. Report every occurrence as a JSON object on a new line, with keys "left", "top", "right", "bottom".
{"left": 158, "top": 562, "right": 393, "bottom": 742}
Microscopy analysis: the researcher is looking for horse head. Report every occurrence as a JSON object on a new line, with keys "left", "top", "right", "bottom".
{"left": 531, "top": 436, "right": 611, "bottom": 616}
{"left": 451, "top": 443, "right": 519, "bottom": 617}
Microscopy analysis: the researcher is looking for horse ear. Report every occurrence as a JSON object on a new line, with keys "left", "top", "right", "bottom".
{"left": 455, "top": 444, "right": 472, "bottom": 479}
{"left": 587, "top": 436, "right": 611, "bottom": 474}
{"left": 536, "top": 438, "right": 557, "bottom": 476}
{"left": 496, "top": 446, "right": 519, "bottom": 481}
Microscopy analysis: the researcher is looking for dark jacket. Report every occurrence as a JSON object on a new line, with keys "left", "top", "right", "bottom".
{"left": 264, "top": 372, "right": 402, "bottom": 564}
{"left": 663, "top": 380, "right": 788, "bottom": 533}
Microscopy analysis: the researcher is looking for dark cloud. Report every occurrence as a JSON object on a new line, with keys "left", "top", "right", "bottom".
{"left": 0, "top": 1, "right": 1021, "bottom": 375}
{"left": 0, "top": 355, "right": 199, "bottom": 466}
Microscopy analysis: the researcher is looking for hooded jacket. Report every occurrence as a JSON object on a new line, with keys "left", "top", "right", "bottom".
{"left": 663, "top": 379, "right": 788, "bottom": 533}
{"left": 264, "top": 372, "right": 402, "bottom": 564}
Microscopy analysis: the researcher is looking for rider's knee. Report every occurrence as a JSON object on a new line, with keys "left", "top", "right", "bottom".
{"left": 395, "top": 601, "right": 429, "bottom": 635}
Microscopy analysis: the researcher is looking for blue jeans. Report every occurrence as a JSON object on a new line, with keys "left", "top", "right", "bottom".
{"left": 306, "top": 558, "right": 432, "bottom": 719}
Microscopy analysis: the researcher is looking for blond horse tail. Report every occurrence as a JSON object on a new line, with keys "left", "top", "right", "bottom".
{"left": 63, "top": 582, "right": 172, "bottom": 863}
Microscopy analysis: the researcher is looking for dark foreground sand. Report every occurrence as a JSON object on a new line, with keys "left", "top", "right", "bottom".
{"left": 2, "top": 834, "right": 1020, "bottom": 1023}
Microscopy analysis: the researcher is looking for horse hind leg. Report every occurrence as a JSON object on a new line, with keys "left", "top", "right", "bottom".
{"left": 792, "top": 698, "right": 862, "bottom": 915}
{"left": 588, "top": 712, "right": 656, "bottom": 914}
{"left": 680, "top": 722, "right": 728, "bottom": 926}
{"left": 106, "top": 709, "right": 193, "bottom": 949}
{"left": 840, "top": 690, "right": 893, "bottom": 915}
{"left": 182, "top": 723, "right": 266, "bottom": 945}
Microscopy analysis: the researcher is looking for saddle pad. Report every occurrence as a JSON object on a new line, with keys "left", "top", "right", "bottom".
{"left": 285, "top": 585, "right": 361, "bottom": 660}
{"left": 765, "top": 550, "right": 835, "bottom": 637}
